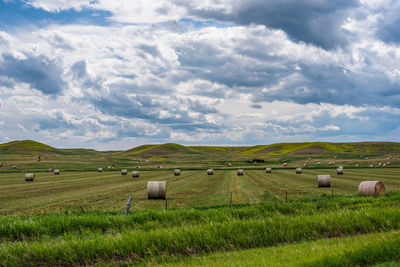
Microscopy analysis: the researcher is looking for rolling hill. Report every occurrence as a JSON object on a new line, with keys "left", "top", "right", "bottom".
{"left": 1, "top": 140, "right": 400, "bottom": 160}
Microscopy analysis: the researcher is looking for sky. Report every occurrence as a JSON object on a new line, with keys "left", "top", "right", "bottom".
{"left": 0, "top": 0, "right": 400, "bottom": 150}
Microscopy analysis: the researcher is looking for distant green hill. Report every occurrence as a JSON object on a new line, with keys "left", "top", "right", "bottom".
{"left": 0, "top": 140, "right": 100, "bottom": 155}
{"left": 1, "top": 140, "right": 399, "bottom": 159}
{"left": 0, "top": 140, "right": 57, "bottom": 153}
{"left": 126, "top": 143, "right": 199, "bottom": 158}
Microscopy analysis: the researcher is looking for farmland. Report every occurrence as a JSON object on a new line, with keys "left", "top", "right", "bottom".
{"left": 1, "top": 140, "right": 400, "bottom": 266}
{"left": 1, "top": 168, "right": 400, "bottom": 215}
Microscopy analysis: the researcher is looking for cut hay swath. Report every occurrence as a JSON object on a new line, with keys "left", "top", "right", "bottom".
{"left": 25, "top": 173, "right": 35, "bottom": 181}
{"left": 317, "top": 175, "right": 331, "bottom": 187}
{"left": 358, "top": 181, "right": 385, "bottom": 197}
{"left": 147, "top": 181, "right": 166, "bottom": 199}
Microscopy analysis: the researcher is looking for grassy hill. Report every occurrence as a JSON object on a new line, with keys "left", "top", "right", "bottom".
{"left": 0, "top": 140, "right": 57, "bottom": 153}
{"left": 0, "top": 140, "right": 399, "bottom": 172}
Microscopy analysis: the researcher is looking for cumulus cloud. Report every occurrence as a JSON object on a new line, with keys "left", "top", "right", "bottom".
{"left": 0, "top": 53, "right": 66, "bottom": 94}
{"left": 0, "top": 1, "right": 399, "bottom": 148}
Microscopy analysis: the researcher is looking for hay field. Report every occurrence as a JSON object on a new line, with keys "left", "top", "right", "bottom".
{"left": 1, "top": 168, "right": 399, "bottom": 216}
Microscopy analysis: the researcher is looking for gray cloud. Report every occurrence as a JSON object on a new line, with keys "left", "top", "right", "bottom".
{"left": 0, "top": 54, "right": 66, "bottom": 94}
{"left": 184, "top": 0, "right": 360, "bottom": 49}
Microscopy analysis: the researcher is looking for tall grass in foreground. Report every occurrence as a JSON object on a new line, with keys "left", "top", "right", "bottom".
{"left": 2, "top": 207, "right": 400, "bottom": 266}
{"left": 2, "top": 193, "right": 400, "bottom": 241}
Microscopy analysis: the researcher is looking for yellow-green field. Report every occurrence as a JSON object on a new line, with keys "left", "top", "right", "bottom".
{"left": 1, "top": 168, "right": 399, "bottom": 216}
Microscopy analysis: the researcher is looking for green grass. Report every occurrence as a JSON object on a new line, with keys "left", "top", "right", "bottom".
{"left": 1, "top": 143, "right": 400, "bottom": 266}
{"left": 155, "top": 231, "right": 400, "bottom": 267}
{"left": 2, "top": 195, "right": 400, "bottom": 266}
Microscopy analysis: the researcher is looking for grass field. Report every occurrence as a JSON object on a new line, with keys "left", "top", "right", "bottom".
{"left": 1, "top": 140, "right": 400, "bottom": 266}
{"left": 1, "top": 168, "right": 400, "bottom": 215}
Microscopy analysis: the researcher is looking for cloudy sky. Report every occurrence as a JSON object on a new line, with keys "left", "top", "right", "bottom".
{"left": 0, "top": 0, "right": 400, "bottom": 150}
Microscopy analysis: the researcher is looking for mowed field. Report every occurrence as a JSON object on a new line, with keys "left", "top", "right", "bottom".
{"left": 1, "top": 168, "right": 400, "bottom": 216}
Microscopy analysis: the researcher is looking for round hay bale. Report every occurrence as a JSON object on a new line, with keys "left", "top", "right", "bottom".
{"left": 54, "top": 169, "right": 60, "bottom": 175}
{"left": 303, "top": 163, "right": 308, "bottom": 167}
{"left": 387, "top": 161, "right": 391, "bottom": 165}
{"left": 227, "top": 163, "right": 232, "bottom": 167}
{"left": 132, "top": 171, "right": 140, "bottom": 178}
{"left": 121, "top": 169, "right": 128, "bottom": 175}
{"left": 336, "top": 168, "right": 343, "bottom": 175}
{"left": 207, "top": 169, "right": 214, "bottom": 175}
{"left": 317, "top": 162, "right": 321, "bottom": 165}
{"left": 36, "top": 157, "right": 41, "bottom": 162}
{"left": 334, "top": 156, "right": 337, "bottom": 159}
{"left": 25, "top": 173, "right": 35, "bottom": 181}
{"left": 48, "top": 168, "right": 54, "bottom": 172}
{"left": 356, "top": 163, "right": 360, "bottom": 167}
{"left": 369, "top": 164, "right": 374, "bottom": 168}
{"left": 365, "top": 157, "right": 369, "bottom": 160}
{"left": 308, "top": 158, "right": 312, "bottom": 161}
{"left": 98, "top": 168, "right": 103, "bottom": 172}
{"left": 378, "top": 162, "right": 382, "bottom": 166}
{"left": 158, "top": 165, "right": 163, "bottom": 169}
{"left": 12, "top": 166, "right": 16, "bottom": 169}
{"left": 137, "top": 166, "right": 141, "bottom": 169}
{"left": 383, "top": 163, "right": 387, "bottom": 167}
{"left": 107, "top": 166, "right": 112, "bottom": 169}
{"left": 174, "top": 169, "right": 181, "bottom": 176}
{"left": 358, "top": 181, "right": 385, "bottom": 197}
{"left": 265, "top": 167, "right": 272, "bottom": 173}
{"left": 237, "top": 169, "right": 244, "bottom": 176}
{"left": 147, "top": 181, "right": 166, "bottom": 199}
{"left": 283, "top": 162, "right": 288, "bottom": 167}
{"left": 317, "top": 175, "right": 331, "bottom": 187}
{"left": 296, "top": 168, "right": 302, "bottom": 174}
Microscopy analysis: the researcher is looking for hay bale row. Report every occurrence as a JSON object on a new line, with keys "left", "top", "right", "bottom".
{"left": 147, "top": 181, "right": 166, "bottom": 199}
{"left": 207, "top": 169, "right": 214, "bottom": 175}
{"left": 265, "top": 168, "right": 271, "bottom": 173}
{"left": 237, "top": 169, "right": 244, "bottom": 176}
{"left": 25, "top": 173, "right": 35, "bottom": 181}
